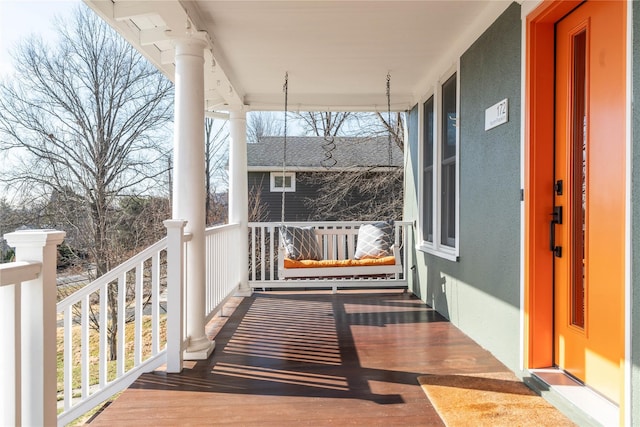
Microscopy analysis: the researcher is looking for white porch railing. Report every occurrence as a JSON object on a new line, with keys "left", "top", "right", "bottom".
{"left": 50, "top": 220, "right": 243, "bottom": 426}
{"left": 204, "top": 223, "right": 242, "bottom": 322}
{"left": 2, "top": 220, "right": 407, "bottom": 426}
{"left": 0, "top": 221, "right": 244, "bottom": 427}
{"left": 248, "top": 221, "right": 411, "bottom": 290}
{"left": 54, "top": 221, "right": 189, "bottom": 426}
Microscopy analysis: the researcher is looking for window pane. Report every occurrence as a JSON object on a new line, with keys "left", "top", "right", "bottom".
{"left": 442, "top": 74, "right": 457, "bottom": 160}
{"left": 441, "top": 161, "right": 456, "bottom": 246}
{"left": 571, "top": 30, "right": 587, "bottom": 328}
{"left": 423, "top": 96, "right": 434, "bottom": 242}
{"left": 441, "top": 74, "right": 456, "bottom": 246}
{"left": 274, "top": 174, "right": 292, "bottom": 189}
{"left": 424, "top": 97, "right": 434, "bottom": 166}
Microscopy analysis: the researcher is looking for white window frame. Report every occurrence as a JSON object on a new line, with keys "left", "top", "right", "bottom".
{"left": 417, "top": 65, "right": 460, "bottom": 261}
{"left": 270, "top": 171, "right": 296, "bottom": 192}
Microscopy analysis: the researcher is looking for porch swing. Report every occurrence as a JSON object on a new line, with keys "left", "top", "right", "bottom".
{"left": 277, "top": 72, "right": 403, "bottom": 280}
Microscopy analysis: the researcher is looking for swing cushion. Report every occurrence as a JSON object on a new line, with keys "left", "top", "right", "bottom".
{"left": 354, "top": 221, "right": 394, "bottom": 259}
{"left": 280, "top": 225, "right": 322, "bottom": 261}
{"left": 283, "top": 255, "right": 396, "bottom": 269}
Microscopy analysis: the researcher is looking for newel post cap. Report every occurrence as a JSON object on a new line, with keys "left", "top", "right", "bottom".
{"left": 164, "top": 219, "right": 188, "bottom": 229}
{"left": 4, "top": 229, "right": 66, "bottom": 248}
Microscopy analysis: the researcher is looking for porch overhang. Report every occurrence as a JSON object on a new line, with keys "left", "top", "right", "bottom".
{"left": 83, "top": 0, "right": 513, "bottom": 113}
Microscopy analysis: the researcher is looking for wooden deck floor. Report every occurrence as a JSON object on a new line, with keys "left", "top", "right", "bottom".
{"left": 87, "top": 289, "right": 514, "bottom": 426}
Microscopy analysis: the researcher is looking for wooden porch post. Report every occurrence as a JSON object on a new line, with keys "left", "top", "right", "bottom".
{"left": 172, "top": 36, "right": 214, "bottom": 360}
{"left": 229, "top": 109, "right": 250, "bottom": 295}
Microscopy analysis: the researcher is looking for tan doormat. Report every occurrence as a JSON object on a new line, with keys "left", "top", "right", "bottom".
{"left": 418, "top": 372, "right": 575, "bottom": 426}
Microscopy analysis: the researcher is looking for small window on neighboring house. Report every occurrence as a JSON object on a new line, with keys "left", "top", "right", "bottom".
{"left": 270, "top": 172, "right": 296, "bottom": 192}
{"left": 420, "top": 70, "right": 459, "bottom": 261}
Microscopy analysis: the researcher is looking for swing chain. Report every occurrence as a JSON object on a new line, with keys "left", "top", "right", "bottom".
{"left": 386, "top": 72, "right": 393, "bottom": 167}
{"left": 281, "top": 72, "right": 288, "bottom": 224}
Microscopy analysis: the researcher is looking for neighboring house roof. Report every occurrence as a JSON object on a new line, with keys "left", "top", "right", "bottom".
{"left": 247, "top": 136, "right": 403, "bottom": 171}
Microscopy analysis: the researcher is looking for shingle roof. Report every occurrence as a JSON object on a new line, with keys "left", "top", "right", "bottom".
{"left": 247, "top": 136, "right": 403, "bottom": 170}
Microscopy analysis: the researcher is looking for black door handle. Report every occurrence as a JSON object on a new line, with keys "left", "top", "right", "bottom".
{"left": 550, "top": 206, "right": 562, "bottom": 257}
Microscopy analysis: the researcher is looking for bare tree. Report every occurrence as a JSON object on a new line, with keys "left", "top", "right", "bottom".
{"left": 0, "top": 198, "right": 27, "bottom": 262}
{"left": 113, "top": 196, "right": 172, "bottom": 254}
{"left": 248, "top": 180, "right": 269, "bottom": 224}
{"left": 301, "top": 112, "right": 405, "bottom": 220}
{"left": 204, "top": 117, "right": 229, "bottom": 225}
{"left": 247, "top": 111, "right": 284, "bottom": 143}
{"left": 244, "top": 110, "right": 405, "bottom": 221}
{"left": 374, "top": 112, "right": 405, "bottom": 153}
{"left": 304, "top": 168, "right": 403, "bottom": 221}
{"left": 247, "top": 180, "right": 271, "bottom": 280}
{"left": 0, "top": 5, "right": 173, "bottom": 360}
{"left": 295, "top": 111, "right": 354, "bottom": 137}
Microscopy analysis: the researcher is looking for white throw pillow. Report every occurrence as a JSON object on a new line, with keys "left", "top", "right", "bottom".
{"left": 354, "top": 222, "right": 394, "bottom": 259}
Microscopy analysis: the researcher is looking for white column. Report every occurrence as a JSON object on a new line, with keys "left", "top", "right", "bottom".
{"left": 229, "top": 109, "right": 251, "bottom": 296}
{"left": 172, "top": 38, "right": 214, "bottom": 359}
{"left": 4, "top": 229, "right": 65, "bottom": 427}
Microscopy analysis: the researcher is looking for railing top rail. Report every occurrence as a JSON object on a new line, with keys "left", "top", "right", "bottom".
{"left": 249, "top": 220, "right": 412, "bottom": 228}
{"left": 57, "top": 237, "right": 167, "bottom": 312}
{"left": 205, "top": 222, "right": 241, "bottom": 236}
{"left": 0, "top": 260, "right": 42, "bottom": 286}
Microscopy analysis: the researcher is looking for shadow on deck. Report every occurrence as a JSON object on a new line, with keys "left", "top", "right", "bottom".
{"left": 86, "top": 289, "right": 512, "bottom": 426}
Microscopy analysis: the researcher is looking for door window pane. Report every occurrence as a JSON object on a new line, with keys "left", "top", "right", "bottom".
{"left": 571, "top": 30, "right": 587, "bottom": 328}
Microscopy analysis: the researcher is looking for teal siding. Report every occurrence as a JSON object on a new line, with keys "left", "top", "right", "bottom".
{"left": 404, "top": 3, "right": 522, "bottom": 371}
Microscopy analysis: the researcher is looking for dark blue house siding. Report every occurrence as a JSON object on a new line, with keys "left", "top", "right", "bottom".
{"left": 248, "top": 172, "right": 320, "bottom": 222}
{"left": 248, "top": 171, "right": 403, "bottom": 222}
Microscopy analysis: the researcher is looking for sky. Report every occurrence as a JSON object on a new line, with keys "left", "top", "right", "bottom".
{"left": 0, "top": 0, "right": 235, "bottom": 199}
{"left": 0, "top": 0, "right": 80, "bottom": 76}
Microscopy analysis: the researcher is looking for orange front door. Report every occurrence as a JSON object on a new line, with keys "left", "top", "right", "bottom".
{"left": 553, "top": 0, "right": 625, "bottom": 404}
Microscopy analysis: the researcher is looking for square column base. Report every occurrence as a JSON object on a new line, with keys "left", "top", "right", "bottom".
{"left": 183, "top": 340, "right": 216, "bottom": 360}
{"left": 235, "top": 286, "right": 252, "bottom": 297}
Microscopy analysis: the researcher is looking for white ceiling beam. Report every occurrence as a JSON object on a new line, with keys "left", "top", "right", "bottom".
{"left": 113, "top": 2, "right": 159, "bottom": 21}
{"left": 114, "top": 2, "right": 190, "bottom": 38}
{"left": 160, "top": 49, "right": 176, "bottom": 65}
{"left": 178, "top": 0, "right": 245, "bottom": 107}
{"left": 139, "top": 28, "right": 170, "bottom": 46}
{"left": 205, "top": 111, "right": 230, "bottom": 120}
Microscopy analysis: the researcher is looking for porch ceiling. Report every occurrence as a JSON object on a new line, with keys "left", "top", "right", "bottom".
{"left": 84, "top": 0, "right": 512, "bottom": 112}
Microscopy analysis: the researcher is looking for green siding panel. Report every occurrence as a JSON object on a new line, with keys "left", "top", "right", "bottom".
{"left": 405, "top": 2, "right": 522, "bottom": 371}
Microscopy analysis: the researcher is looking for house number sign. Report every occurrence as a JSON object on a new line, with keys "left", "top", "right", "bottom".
{"left": 485, "top": 98, "right": 508, "bottom": 131}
